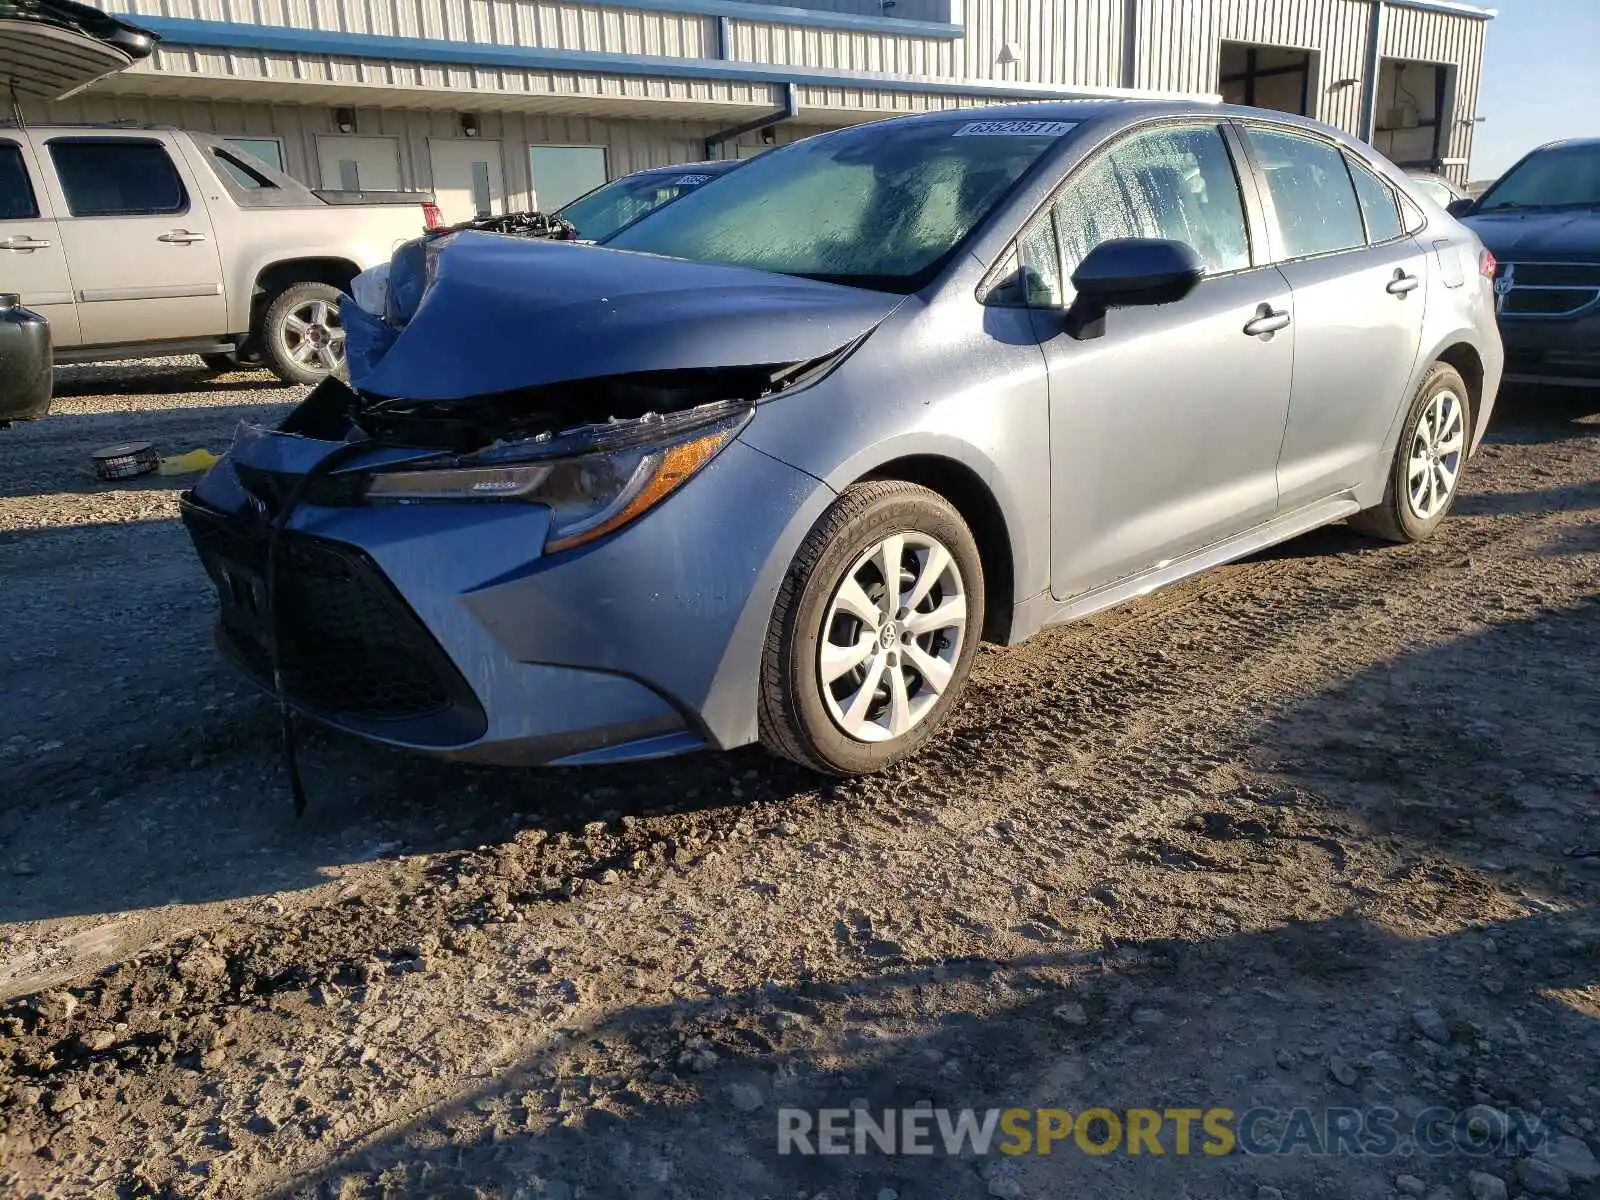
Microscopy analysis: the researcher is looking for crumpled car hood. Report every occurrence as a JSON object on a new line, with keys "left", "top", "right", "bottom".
{"left": 1465, "top": 208, "right": 1600, "bottom": 263}
{"left": 349, "top": 231, "right": 904, "bottom": 402}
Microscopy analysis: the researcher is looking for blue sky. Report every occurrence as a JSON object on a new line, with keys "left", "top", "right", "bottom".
{"left": 1471, "top": 0, "right": 1600, "bottom": 181}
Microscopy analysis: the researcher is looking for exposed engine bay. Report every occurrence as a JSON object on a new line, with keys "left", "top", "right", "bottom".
{"left": 280, "top": 348, "right": 846, "bottom": 459}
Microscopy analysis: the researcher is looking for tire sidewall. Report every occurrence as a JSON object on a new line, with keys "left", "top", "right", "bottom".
{"left": 778, "top": 489, "right": 985, "bottom": 774}
{"left": 261, "top": 283, "right": 344, "bottom": 387}
{"left": 1391, "top": 364, "right": 1471, "bottom": 541}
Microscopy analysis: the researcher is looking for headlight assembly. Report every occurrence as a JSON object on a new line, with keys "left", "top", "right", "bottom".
{"left": 362, "top": 408, "right": 746, "bottom": 553}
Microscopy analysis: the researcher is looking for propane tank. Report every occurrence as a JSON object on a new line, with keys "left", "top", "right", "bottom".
{"left": 0, "top": 293, "right": 52, "bottom": 424}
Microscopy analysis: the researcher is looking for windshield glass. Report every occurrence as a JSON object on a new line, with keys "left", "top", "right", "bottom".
{"left": 557, "top": 169, "right": 724, "bottom": 241}
{"left": 603, "top": 118, "right": 1076, "bottom": 292}
{"left": 1479, "top": 144, "right": 1600, "bottom": 211}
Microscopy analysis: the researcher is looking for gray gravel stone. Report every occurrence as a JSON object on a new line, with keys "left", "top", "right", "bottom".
{"left": 1413, "top": 1006, "right": 1451, "bottom": 1044}
{"left": 1535, "top": 1135, "right": 1600, "bottom": 1183}
{"left": 1466, "top": 1171, "right": 1507, "bottom": 1200}
{"left": 1517, "top": 1156, "right": 1571, "bottom": 1196}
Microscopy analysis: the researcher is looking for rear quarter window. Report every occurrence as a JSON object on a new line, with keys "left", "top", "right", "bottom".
{"left": 1345, "top": 155, "right": 1405, "bottom": 244}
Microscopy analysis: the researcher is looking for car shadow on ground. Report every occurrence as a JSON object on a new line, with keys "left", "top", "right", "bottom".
{"left": 51, "top": 361, "right": 286, "bottom": 398}
{"left": 269, "top": 906, "right": 1600, "bottom": 1200}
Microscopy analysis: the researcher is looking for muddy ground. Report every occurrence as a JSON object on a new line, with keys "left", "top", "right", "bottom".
{"left": 0, "top": 362, "right": 1597, "bottom": 1200}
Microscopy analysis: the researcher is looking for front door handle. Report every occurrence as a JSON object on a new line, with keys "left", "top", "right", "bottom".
{"left": 158, "top": 230, "right": 207, "bottom": 244}
{"left": 0, "top": 235, "right": 52, "bottom": 251}
{"left": 1244, "top": 305, "right": 1292, "bottom": 338}
{"left": 1387, "top": 270, "right": 1421, "bottom": 296}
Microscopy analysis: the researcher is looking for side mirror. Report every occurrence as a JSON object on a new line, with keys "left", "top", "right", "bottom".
{"left": 0, "top": 295, "right": 53, "bottom": 425}
{"left": 1065, "top": 239, "right": 1204, "bottom": 340}
{"left": 1446, "top": 197, "right": 1476, "bottom": 218}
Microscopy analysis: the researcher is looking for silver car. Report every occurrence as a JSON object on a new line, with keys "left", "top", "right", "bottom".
{"left": 182, "top": 101, "right": 1504, "bottom": 777}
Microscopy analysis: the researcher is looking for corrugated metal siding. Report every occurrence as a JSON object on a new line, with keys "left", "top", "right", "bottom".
{"left": 31, "top": 92, "right": 819, "bottom": 201}
{"left": 1383, "top": 2, "right": 1485, "bottom": 182}
{"left": 728, "top": 23, "right": 957, "bottom": 75}
{"left": 118, "top": 0, "right": 716, "bottom": 58}
{"left": 130, "top": 45, "right": 773, "bottom": 108}
{"left": 1132, "top": 0, "right": 1371, "bottom": 133}
{"left": 743, "top": 0, "right": 951, "bottom": 19}
{"left": 959, "top": 0, "right": 1126, "bottom": 86}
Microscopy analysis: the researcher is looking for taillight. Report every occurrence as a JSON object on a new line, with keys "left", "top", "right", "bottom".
{"left": 1480, "top": 249, "right": 1497, "bottom": 280}
{"left": 422, "top": 202, "right": 445, "bottom": 231}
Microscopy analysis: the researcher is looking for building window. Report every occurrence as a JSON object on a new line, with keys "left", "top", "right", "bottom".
{"left": 529, "top": 145, "right": 608, "bottom": 212}
{"left": 224, "top": 137, "right": 286, "bottom": 172}
{"left": 1219, "top": 42, "right": 1314, "bottom": 117}
{"left": 47, "top": 139, "right": 189, "bottom": 218}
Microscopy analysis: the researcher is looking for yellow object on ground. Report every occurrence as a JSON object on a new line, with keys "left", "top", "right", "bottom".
{"left": 157, "top": 449, "right": 220, "bottom": 476}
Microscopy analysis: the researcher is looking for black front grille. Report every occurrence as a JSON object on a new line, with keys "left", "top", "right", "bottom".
{"left": 1496, "top": 261, "right": 1600, "bottom": 317}
{"left": 1502, "top": 263, "right": 1600, "bottom": 288}
{"left": 1503, "top": 288, "right": 1599, "bottom": 315}
{"left": 181, "top": 498, "right": 486, "bottom": 741}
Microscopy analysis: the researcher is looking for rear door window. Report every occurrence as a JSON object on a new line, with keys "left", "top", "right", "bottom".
{"left": 0, "top": 140, "right": 40, "bottom": 220}
{"left": 1346, "top": 155, "right": 1404, "bottom": 244}
{"left": 47, "top": 138, "right": 189, "bottom": 217}
{"left": 1245, "top": 127, "right": 1367, "bottom": 260}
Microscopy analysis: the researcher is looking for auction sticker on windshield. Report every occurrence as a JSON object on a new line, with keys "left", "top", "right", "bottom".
{"left": 953, "top": 120, "right": 1077, "bottom": 137}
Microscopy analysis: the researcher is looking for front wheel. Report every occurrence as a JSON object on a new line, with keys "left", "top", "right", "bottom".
{"left": 258, "top": 282, "right": 347, "bottom": 387}
{"left": 760, "top": 481, "right": 985, "bottom": 775}
{"left": 1351, "top": 363, "right": 1472, "bottom": 544}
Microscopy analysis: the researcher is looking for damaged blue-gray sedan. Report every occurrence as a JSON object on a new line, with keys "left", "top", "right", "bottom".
{"left": 181, "top": 101, "right": 1503, "bottom": 776}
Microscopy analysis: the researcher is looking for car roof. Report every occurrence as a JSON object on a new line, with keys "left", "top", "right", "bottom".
{"left": 834, "top": 98, "right": 1364, "bottom": 145}
{"left": 629, "top": 159, "right": 742, "bottom": 178}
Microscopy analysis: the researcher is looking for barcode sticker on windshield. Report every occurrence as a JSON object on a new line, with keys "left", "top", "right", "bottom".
{"left": 672, "top": 174, "right": 713, "bottom": 185}
{"left": 953, "top": 120, "right": 1075, "bottom": 137}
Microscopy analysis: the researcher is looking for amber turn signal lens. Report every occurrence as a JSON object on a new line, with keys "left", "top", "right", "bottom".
{"left": 544, "top": 426, "right": 733, "bottom": 553}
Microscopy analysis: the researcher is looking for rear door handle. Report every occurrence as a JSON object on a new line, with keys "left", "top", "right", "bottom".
{"left": 1244, "top": 306, "right": 1291, "bottom": 338}
{"left": 0, "top": 235, "right": 52, "bottom": 251}
{"left": 1387, "top": 271, "right": 1420, "bottom": 296}
{"left": 158, "top": 230, "right": 207, "bottom": 244}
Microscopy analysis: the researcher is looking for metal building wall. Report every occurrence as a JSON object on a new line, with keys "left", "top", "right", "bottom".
{"left": 32, "top": 91, "right": 821, "bottom": 206}
{"left": 1382, "top": 2, "right": 1486, "bottom": 178}
{"left": 1130, "top": 0, "right": 1371, "bottom": 131}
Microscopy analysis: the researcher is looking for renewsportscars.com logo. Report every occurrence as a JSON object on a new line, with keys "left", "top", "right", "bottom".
{"left": 777, "top": 1105, "right": 1563, "bottom": 1159}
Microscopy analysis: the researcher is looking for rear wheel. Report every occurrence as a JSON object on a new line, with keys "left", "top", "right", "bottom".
{"left": 1351, "top": 363, "right": 1471, "bottom": 544}
{"left": 259, "top": 282, "right": 347, "bottom": 387}
{"left": 760, "top": 481, "right": 985, "bottom": 775}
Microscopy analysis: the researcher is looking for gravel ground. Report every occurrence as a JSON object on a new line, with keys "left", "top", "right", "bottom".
{"left": 0, "top": 361, "right": 1598, "bottom": 1200}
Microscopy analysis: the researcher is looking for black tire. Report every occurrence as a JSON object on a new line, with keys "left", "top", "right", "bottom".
{"left": 258, "top": 282, "right": 347, "bottom": 387}
{"left": 1350, "top": 363, "right": 1473, "bottom": 544}
{"left": 760, "top": 481, "right": 985, "bottom": 775}
{"left": 198, "top": 352, "right": 239, "bottom": 374}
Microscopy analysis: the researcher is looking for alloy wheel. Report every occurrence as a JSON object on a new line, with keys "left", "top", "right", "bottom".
{"left": 282, "top": 299, "right": 346, "bottom": 374}
{"left": 818, "top": 532, "right": 967, "bottom": 743}
{"left": 1406, "top": 388, "right": 1466, "bottom": 522}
